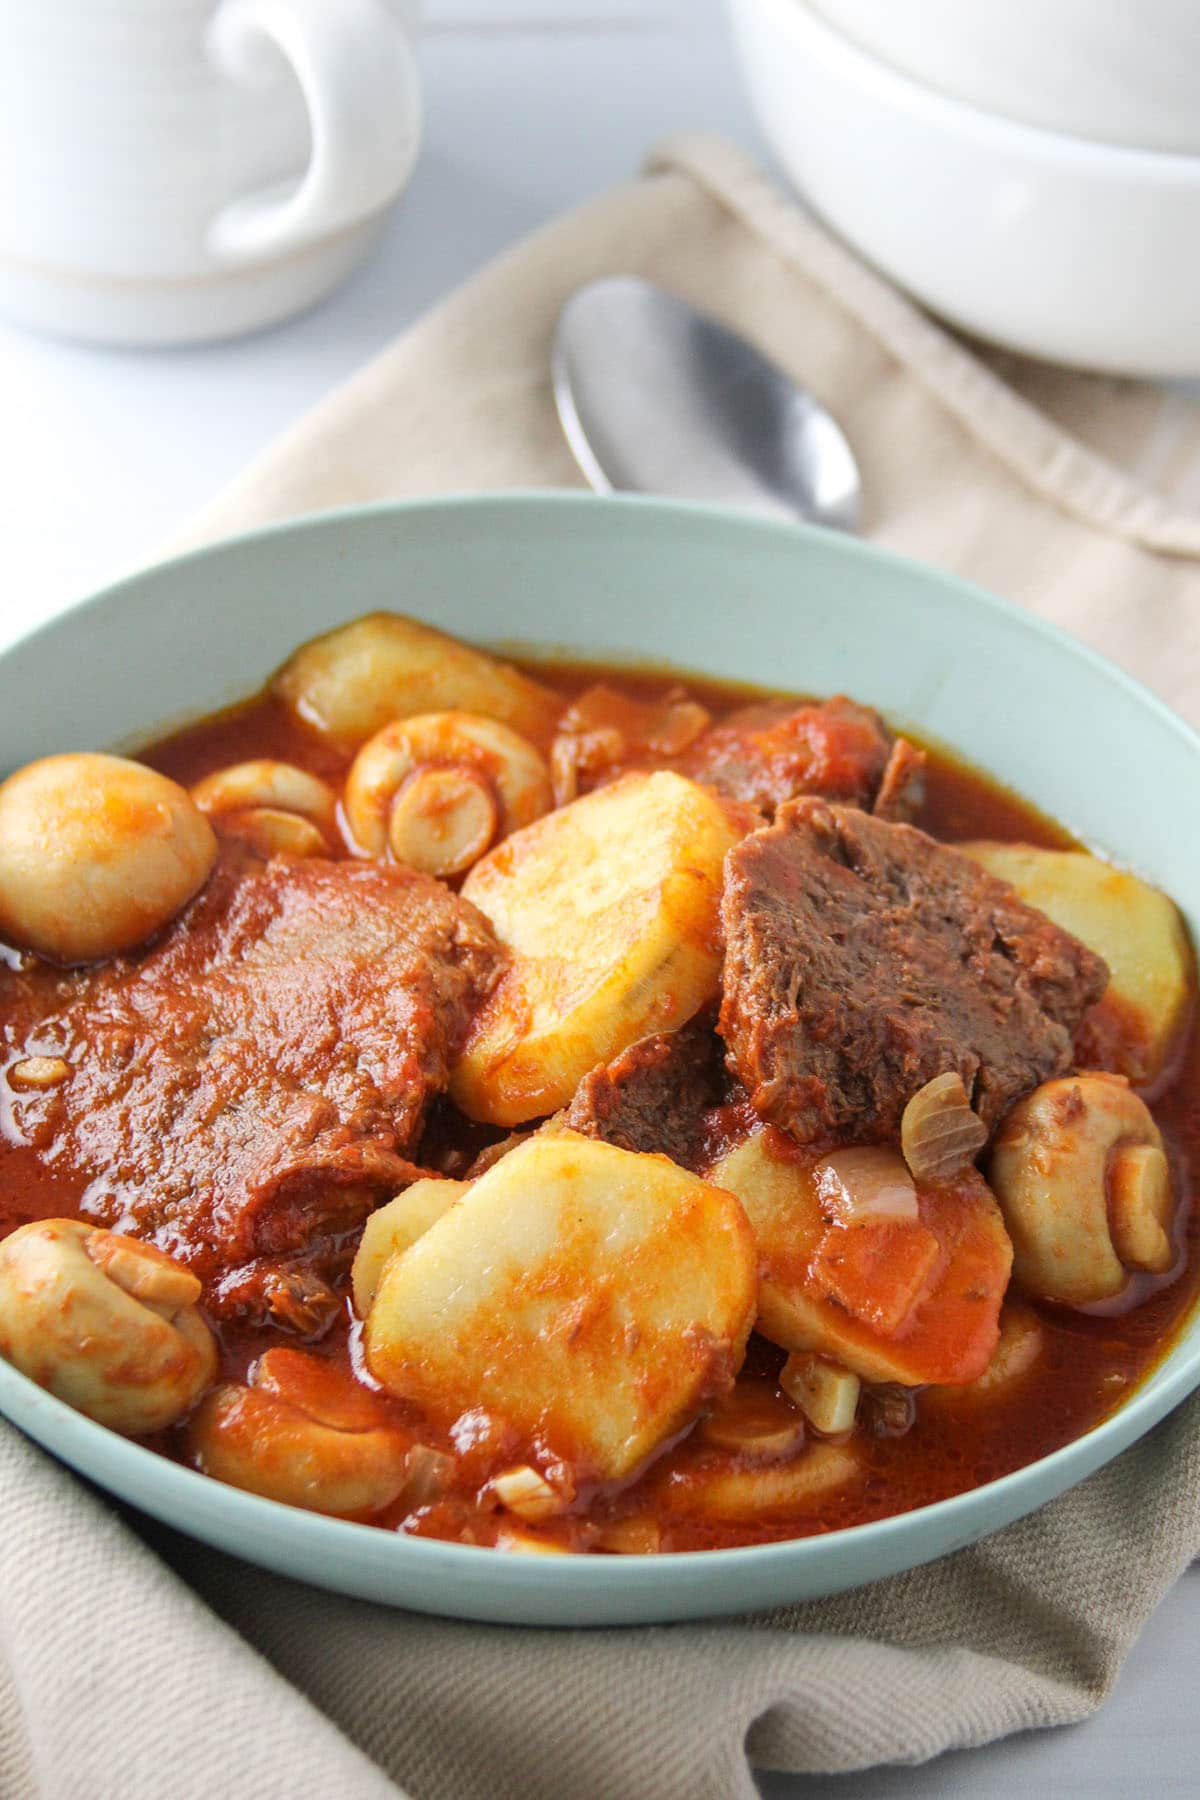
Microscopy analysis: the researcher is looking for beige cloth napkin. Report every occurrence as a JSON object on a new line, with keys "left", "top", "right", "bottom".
{"left": 5, "top": 135, "right": 1200, "bottom": 1800}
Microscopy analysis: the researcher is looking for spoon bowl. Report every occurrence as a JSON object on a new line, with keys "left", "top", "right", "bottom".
{"left": 553, "top": 275, "right": 861, "bottom": 529}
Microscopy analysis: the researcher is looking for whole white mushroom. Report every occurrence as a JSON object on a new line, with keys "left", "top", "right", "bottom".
{"left": 0, "top": 1220, "right": 217, "bottom": 1435}
{"left": 0, "top": 752, "right": 216, "bottom": 964}
{"left": 989, "top": 1073, "right": 1175, "bottom": 1306}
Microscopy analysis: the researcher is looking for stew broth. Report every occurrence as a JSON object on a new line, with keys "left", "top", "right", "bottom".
{"left": 1, "top": 659, "right": 1195, "bottom": 1554}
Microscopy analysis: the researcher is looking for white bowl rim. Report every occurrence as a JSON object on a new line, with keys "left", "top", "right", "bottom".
{"left": 2, "top": 487, "right": 1198, "bottom": 1608}
{"left": 747, "top": 0, "right": 1200, "bottom": 177}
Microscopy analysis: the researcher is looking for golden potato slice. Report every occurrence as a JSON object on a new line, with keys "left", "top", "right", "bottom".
{"left": 350, "top": 1178, "right": 467, "bottom": 1317}
{"left": 272, "top": 612, "right": 562, "bottom": 750}
{"left": 451, "top": 770, "right": 744, "bottom": 1125}
{"left": 710, "top": 1128, "right": 1011, "bottom": 1385}
{"left": 961, "top": 842, "right": 1194, "bottom": 1085}
{"left": 364, "top": 1132, "right": 757, "bottom": 1483}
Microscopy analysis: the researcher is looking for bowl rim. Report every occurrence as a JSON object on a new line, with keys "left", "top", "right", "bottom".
{"left": 2, "top": 487, "right": 1199, "bottom": 1608}
{"left": 740, "top": 0, "right": 1200, "bottom": 178}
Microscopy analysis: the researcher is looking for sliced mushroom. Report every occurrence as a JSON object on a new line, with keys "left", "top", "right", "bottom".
{"left": 191, "top": 759, "right": 339, "bottom": 859}
{"left": 549, "top": 683, "right": 711, "bottom": 804}
{"left": 989, "top": 1072, "right": 1175, "bottom": 1305}
{"left": 698, "top": 1382, "right": 806, "bottom": 1460}
{"left": 657, "top": 1441, "right": 862, "bottom": 1521}
{"left": 0, "top": 754, "right": 216, "bottom": 965}
{"left": 343, "top": 711, "right": 553, "bottom": 877}
{"left": 186, "top": 1347, "right": 427, "bottom": 1517}
{"left": 0, "top": 1220, "right": 216, "bottom": 1434}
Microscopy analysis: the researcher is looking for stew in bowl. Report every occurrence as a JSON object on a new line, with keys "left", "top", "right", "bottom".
{"left": 0, "top": 592, "right": 1195, "bottom": 1561}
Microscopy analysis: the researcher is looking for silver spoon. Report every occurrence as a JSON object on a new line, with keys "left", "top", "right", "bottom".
{"left": 552, "top": 275, "right": 861, "bottom": 531}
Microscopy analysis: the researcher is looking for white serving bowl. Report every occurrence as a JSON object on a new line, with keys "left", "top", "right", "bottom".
{"left": 0, "top": 494, "right": 1198, "bottom": 1625}
{"left": 809, "top": 0, "right": 1200, "bottom": 155}
{"left": 729, "top": 0, "right": 1200, "bottom": 376}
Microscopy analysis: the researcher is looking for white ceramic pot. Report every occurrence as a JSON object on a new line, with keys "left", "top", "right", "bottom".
{"left": 810, "top": 0, "right": 1200, "bottom": 154}
{"left": 729, "top": 0, "right": 1200, "bottom": 377}
{"left": 0, "top": 0, "right": 423, "bottom": 346}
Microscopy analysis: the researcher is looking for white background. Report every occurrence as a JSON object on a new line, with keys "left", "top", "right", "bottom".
{"left": 0, "top": 1, "right": 1197, "bottom": 1793}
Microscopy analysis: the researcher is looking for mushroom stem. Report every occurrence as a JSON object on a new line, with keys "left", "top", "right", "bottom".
{"left": 1108, "top": 1143, "right": 1174, "bottom": 1273}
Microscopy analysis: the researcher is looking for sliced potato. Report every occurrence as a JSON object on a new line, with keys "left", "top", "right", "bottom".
{"left": 364, "top": 1132, "right": 757, "bottom": 1483}
{"left": 961, "top": 842, "right": 1194, "bottom": 1085}
{"left": 451, "top": 770, "right": 744, "bottom": 1125}
{"left": 350, "top": 1178, "right": 467, "bottom": 1317}
{"left": 272, "top": 612, "right": 562, "bottom": 750}
{"left": 711, "top": 1128, "right": 1012, "bottom": 1385}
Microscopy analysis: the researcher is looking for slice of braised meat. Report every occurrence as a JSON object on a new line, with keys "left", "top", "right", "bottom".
{"left": 719, "top": 800, "right": 1109, "bottom": 1143}
{"left": 677, "top": 696, "right": 908, "bottom": 817}
{"left": 564, "top": 1017, "right": 726, "bottom": 1170}
{"left": 0, "top": 854, "right": 501, "bottom": 1321}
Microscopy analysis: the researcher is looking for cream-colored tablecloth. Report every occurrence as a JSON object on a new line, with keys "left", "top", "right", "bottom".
{"left": 6, "top": 136, "right": 1200, "bottom": 1800}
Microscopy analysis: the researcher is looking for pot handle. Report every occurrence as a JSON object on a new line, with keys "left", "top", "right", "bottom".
{"left": 205, "top": 0, "right": 421, "bottom": 264}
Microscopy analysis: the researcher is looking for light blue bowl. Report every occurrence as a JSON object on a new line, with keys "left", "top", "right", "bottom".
{"left": 0, "top": 493, "right": 1196, "bottom": 1626}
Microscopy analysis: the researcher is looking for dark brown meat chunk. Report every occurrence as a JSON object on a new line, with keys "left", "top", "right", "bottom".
{"left": 719, "top": 801, "right": 1109, "bottom": 1143}
{"left": 677, "top": 697, "right": 893, "bottom": 815}
{"left": 564, "top": 1018, "right": 725, "bottom": 1170}
{"left": 0, "top": 854, "right": 501, "bottom": 1318}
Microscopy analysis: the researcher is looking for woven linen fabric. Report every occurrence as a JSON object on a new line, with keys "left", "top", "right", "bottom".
{"left": 4, "top": 135, "right": 1200, "bottom": 1800}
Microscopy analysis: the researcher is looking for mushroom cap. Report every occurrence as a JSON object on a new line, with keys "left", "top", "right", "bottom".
{"left": 0, "top": 752, "right": 216, "bottom": 965}
{"left": 989, "top": 1072, "right": 1171, "bottom": 1305}
{"left": 343, "top": 710, "right": 552, "bottom": 876}
{"left": 191, "top": 760, "right": 339, "bottom": 860}
{"left": 0, "top": 1219, "right": 216, "bottom": 1435}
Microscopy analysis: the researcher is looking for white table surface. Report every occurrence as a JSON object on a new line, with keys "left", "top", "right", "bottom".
{"left": 1, "top": 2, "right": 1197, "bottom": 1795}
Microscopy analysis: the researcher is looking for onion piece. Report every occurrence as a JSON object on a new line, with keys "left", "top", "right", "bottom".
{"left": 814, "top": 1147, "right": 918, "bottom": 1222}
{"left": 489, "top": 1464, "right": 569, "bottom": 1522}
{"left": 399, "top": 1444, "right": 455, "bottom": 1510}
{"left": 900, "top": 1072, "right": 988, "bottom": 1183}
